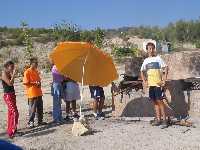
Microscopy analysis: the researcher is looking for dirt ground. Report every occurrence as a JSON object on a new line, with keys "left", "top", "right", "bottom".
{"left": 0, "top": 74, "right": 200, "bottom": 150}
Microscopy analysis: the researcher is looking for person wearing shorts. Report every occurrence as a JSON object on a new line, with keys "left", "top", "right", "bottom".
{"left": 89, "top": 86, "right": 105, "bottom": 120}
{"left": 141, "top": 42, "right": 168, "bottom": 129}
{"left": 63, "top": 78, "right": 80, "bottom": 120}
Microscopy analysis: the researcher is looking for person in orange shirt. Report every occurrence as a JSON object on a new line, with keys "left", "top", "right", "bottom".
{"left": 23, "top": 58, "right": 47, "bottom": 128}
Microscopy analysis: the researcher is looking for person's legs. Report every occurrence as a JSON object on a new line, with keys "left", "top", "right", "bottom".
{"left": 36, "top": 96, "right": 45, "bottom": 125}
{"left": 154, "top": 87, "right": 168, "bottom": 128}
{"left": 3, "top": 93, "right": 19, "bottom": 137}
{"left": 71, "top": 100, "right": 79, "bottom": 118}
{"left": 158, "top": 101, "right": 166, "bottom": 121}
{"left": 28, "top": 98, "right": 36, "bottom": 127}
{"left": 11, "top": 94, "right": 19, "bottom": 133}
{"left": 149, "top": 86, "right": 161, "bottom": 126}
{"left": 98, "top": 98, "right": 104, "bottom": 114}
{"left": 98, "top": 98, "right": 105, "bottom": 120}
{"left": 151, "top": 100, "right": 162, "bottom": 126}
{"left": 89, "top": 86, "right": 98, "bottom": 115}
{"left": 52, "top": 83, "right": 62, "bottom": 122}
{"left": 92, "top": 99, "right": 99, "bottom": 119}
{"left": 96, "top": 87, "right": 105, "bottom": 118}
{"left": 158, "top": 100, "right": 168, "bottom": 128}
{"left": 65, "top": 101, "right": 71, "bottom": 120}
{"left": 71, "top": 100, "right": 77, "bottom": 113}
{"left": 93, "top": 99, "right": 98, "bottom": 114}
{"left": 154, "top": 87, "right": 166, "bottom": 121}
{"left": 154, "top": 100, "right": 161, "bottom": 121}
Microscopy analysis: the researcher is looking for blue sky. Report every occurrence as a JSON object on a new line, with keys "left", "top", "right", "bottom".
{"left": 0, "top": 0, "right": 200, "bottom": 29}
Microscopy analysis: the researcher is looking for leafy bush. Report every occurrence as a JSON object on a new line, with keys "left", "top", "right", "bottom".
{"left": 112, "top": 45, "right": 139, "bottom": 58}
{"left": 52, "top": 21, "right": 81, "bottom": 42}
{"left": 15, "top": 33, "right": 25, "bottom": 45}
{"left": 80, "top": 31, "right": 95, "bottom": 43}
{"left": 0, "top": 40, "right": 9, "bottom": 48}
{"left": 195, "top": 40, "right": 200, "bottom": 48}
{"left": 94, "top": 28, "right": 105, "bottom": 48}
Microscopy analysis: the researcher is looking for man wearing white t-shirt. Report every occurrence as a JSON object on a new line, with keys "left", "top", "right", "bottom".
{"left": 140, "top": 42, "right": 168, "bottom": 129}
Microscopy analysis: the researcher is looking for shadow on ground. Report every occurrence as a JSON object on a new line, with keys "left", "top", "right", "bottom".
{"left": 0, "top": 120, "right": 73, "bottom": 140}
{"left": 121, "top": 97, "right": 154, "bottom": 117}
{"left": 118, "top": 80, "right": 190, "bottom": 118}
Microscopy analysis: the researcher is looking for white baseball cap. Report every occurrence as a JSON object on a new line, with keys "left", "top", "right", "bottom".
{"left": 143, "top": 40, "right": 156, "bottom": 52}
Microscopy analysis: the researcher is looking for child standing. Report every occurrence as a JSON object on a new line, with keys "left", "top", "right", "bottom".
{"left": 140, "top": 42, "right": 168, "bottom": 129}
{"left": 63, "top": 77, "right": 80, "bottom": 120}
{"left": 89, "top": 86, "right": 105, "bottom": 120}
{"left": 1, "top": 61, "right": 19, "bottom": 138}
{"left": 23, "top": 58, "right": 47, "bottom": 128}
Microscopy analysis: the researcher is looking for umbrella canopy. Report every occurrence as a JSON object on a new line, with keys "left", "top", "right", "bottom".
{"left": 49, "top": 42, "right": 118, "bottom": 86}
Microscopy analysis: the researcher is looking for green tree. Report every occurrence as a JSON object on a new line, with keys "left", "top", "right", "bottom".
{"left": 175, "top": 20, "right": 189, "bottom": 42}
{"left": 52, "top": 21, "right": 81, "bottom": 42}
{"left": 112, "top": 44, "right": 140, "bottom": 58}
{"left": 94, "top": 28, "right": 105, "bottom": 48}
{"left": 80, "top": 30, "right": 95, "bottom": 43}
{"left": 20, "top": 21, "right": 34, "bottom": 59}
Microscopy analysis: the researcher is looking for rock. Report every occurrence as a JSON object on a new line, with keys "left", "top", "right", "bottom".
{"left": 162, "top": 50, "right": 200, "bottom": 80}
{"left": 112, "top": 93, "right": 155, "bottom": 118}
{"left": 125, "top": 57, "right": 143, "bottom": 77}
{"left": 72, "top": 117, "right": 91, "bottom": 136}
{"left": 118, "top": 50, "right": 200, "bottom": 118}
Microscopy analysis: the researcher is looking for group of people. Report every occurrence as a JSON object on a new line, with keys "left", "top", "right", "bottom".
{"left": 51, "top": 64, "right": 106, "bottom": 123}
{"left": 1, "top": 57, "right": 105, "bottom": 138}
{"left": 1, "top": 41, "right": 169, "bottom": 138}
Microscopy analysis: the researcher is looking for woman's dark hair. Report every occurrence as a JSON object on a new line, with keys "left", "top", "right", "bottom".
{"left": 146, "top": 42, "right": 155, "bottom": 50}
{"left": 4, "top": 60, "right": 14, "bottom": 68}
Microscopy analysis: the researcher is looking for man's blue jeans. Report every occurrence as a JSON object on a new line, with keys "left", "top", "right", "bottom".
{"left": 52, "top": 82, "right": 63, "bottom": 122}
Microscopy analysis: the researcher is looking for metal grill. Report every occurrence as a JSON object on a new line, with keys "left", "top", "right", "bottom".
{"left": 182, "top": 78, "right": 200, "bottom": 91}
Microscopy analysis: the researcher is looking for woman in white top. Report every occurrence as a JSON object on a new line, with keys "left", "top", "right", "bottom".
{"left": 63, "top": 77, "right": 80, "bottom": 120}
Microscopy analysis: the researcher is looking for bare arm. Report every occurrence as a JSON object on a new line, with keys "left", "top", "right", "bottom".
{"left": 23, "top": 80, "right": 40, "bottom": 86}
{"left": 141, "top": 71, "right": 148, "bottom": 93}
{"left": 140, "top": 71, "right": 146, "bottom": 83}
{"left": 1, "top": 71, "right": 15, "bottom": 86}
{"left": 162, "top": 66, "right": 168, "bottom": 83}
{"left": 23, "top": 82, "right": 37, "bottom": 86}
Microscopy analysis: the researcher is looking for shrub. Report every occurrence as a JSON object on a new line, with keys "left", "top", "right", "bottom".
{"left": 94, "top": 28, "right": 105, "bottom": 48}
{"left": 195, "top": 40, "right": 200, "bottom": 48}
{"left": 52, "top": 21, "right": 81, "bottom": 42}
{"left": 80, "top": 31, "right": 95, "bottom": 43}
{"left": 112, "top": 45, "right": 140, "bottom": 58}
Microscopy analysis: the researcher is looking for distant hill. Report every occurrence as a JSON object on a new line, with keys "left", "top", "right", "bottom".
{"left": 1, "top": 19, "right": 200, "bottom": 73}
{"left": 1, "top": 18, "right": 200, "bottom": 48}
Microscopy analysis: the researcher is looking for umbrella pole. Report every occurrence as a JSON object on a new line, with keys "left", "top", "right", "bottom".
{"left": 80, "top": 55, "right": 88, "bottom": 117}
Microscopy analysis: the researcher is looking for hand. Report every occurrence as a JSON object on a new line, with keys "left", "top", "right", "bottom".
{"left": 12, "top": 66, "right": 18, "bottom": 77}
{"left": 36, "top": 81, "right": 41, "bottom": 87}
{"left": 31, "top": 81, "right": 41, "bottom": 87}
{"left": 158, "top": 80, "right": 166, "bottom": 87}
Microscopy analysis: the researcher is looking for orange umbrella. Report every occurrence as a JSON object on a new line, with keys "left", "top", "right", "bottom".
{"left": 49, "top": 42, "right": 118, "bottom": 116}
{"left": 49, "top": 41, "right": 118, "bottom": 87}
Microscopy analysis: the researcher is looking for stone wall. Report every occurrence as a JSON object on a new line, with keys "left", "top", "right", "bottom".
{"left": 124, "top": 57, "right": 143, "bottom": 77}
{"left": 113, "top": 50, "right": 200, "bottom": 118}
{"left": 186, "top": 90, "right": 200, "bottom": 117}
{"left": 162, "top": 51, "right": 200, "bottom": 117}
{"left": 161, "top": 51, "right": 200, "bottom": 80}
